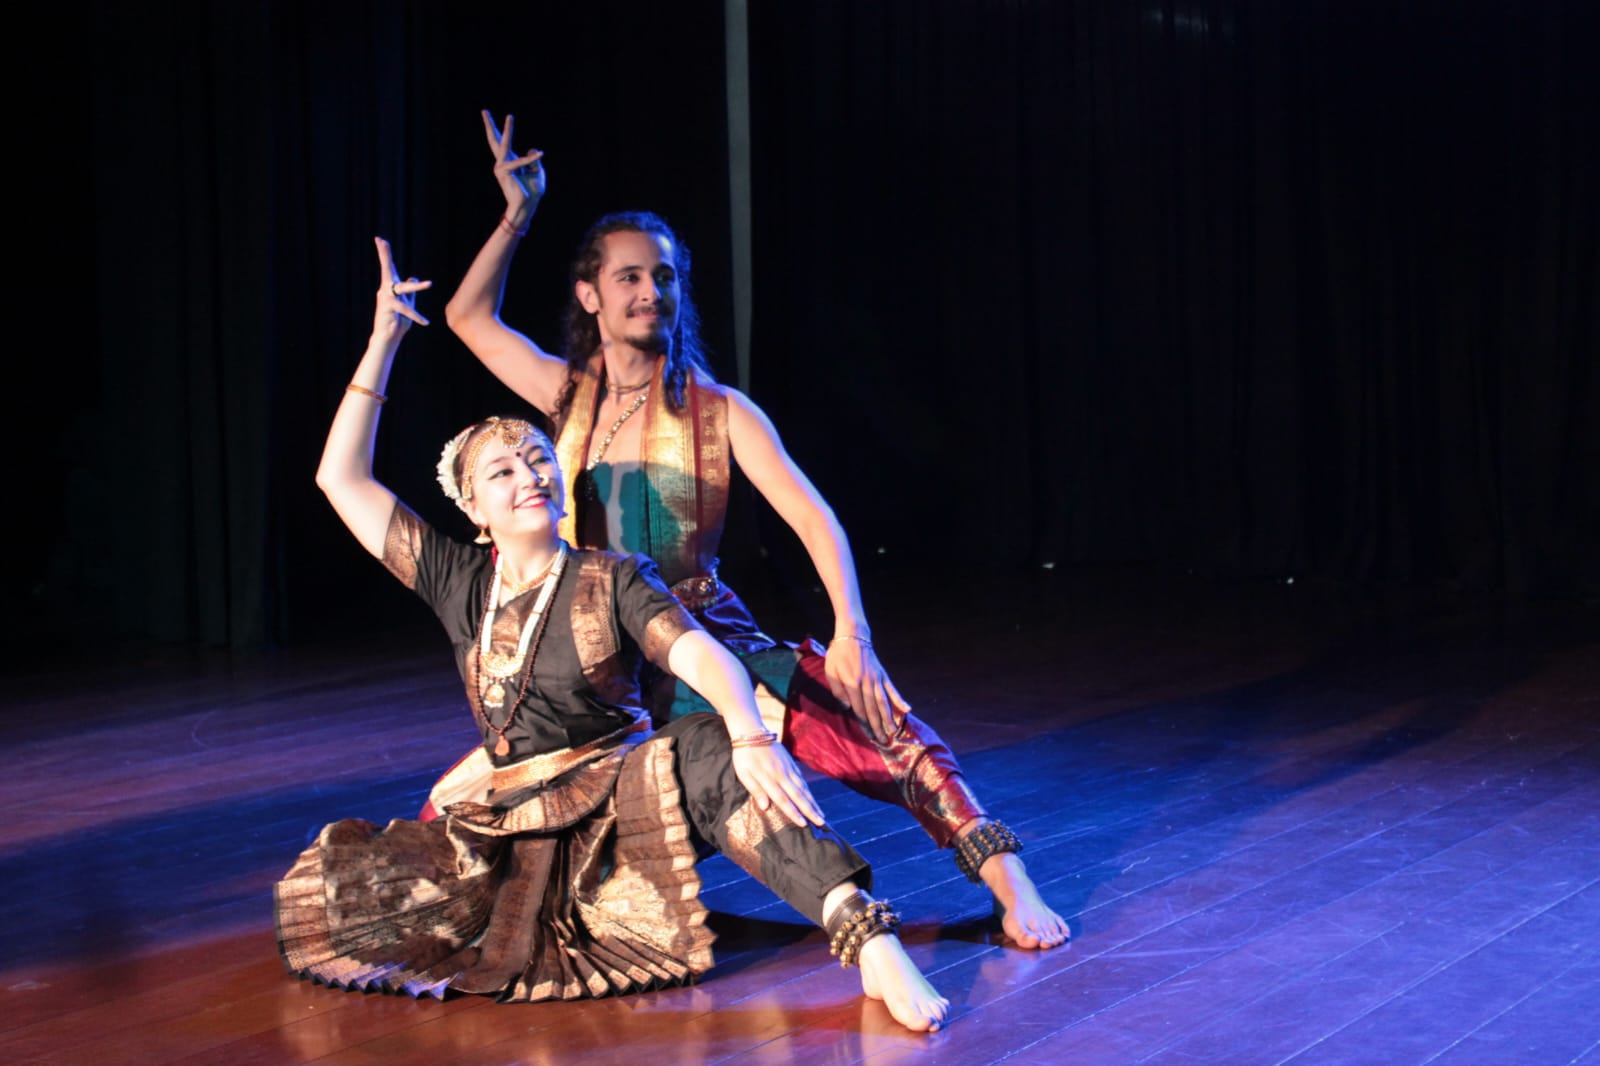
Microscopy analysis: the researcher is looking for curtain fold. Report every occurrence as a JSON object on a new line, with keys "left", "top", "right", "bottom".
{"left": 23, "top": 1, "right": 1594, "bottom": 654}
{"left": 747, "top": 0, "right": 1596, "bottom": 596}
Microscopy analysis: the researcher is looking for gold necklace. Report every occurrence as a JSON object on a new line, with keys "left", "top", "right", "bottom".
{"left": 500, "top": 549, "right": 562, "bottom": 603}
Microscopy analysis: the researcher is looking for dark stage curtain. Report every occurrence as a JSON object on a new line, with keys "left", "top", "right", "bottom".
{"left": 16, "top": 1, "right": 1595, "bottom": 657}
{"left": 23, "top": 1, "right": 735, "bottom": 653}
{"left": 746, "top": 1, "right": 1597, "bottom": 597}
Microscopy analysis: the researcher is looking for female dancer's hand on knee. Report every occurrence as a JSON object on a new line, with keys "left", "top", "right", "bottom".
{"left": 731, "top": 744, "right": 825, "bottom": 827}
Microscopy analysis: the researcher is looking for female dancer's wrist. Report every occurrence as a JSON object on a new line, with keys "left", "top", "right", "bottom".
{"left": 726, "top": 719, "right": 779, "bottom": 749}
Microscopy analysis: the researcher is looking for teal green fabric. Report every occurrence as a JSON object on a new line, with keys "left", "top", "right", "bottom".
{"left": 667, "top": 645, "right": 801, "bottom": 719}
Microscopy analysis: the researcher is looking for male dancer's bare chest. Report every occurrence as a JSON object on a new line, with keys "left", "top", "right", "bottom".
{"left": 562, "top": 375, "right": 732, "bottom": 587}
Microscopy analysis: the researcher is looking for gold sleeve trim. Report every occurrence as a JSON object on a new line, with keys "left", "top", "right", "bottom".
{"left": 379, "top": 503, "right": 427, "bottom": 589}
{"left": 641, "top": 605, "right": 698, "bottom": 671}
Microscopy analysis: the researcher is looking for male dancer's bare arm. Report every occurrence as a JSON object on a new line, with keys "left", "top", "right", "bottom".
{"left": 443, "top": 110, "right": 568, "bottom": 416}
{"left": 725, "top": 390, "right": 911, "bottom": 744}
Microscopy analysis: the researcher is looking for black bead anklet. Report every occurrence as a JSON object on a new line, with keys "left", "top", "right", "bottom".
{"left": 824, "top": 889, "right": 903, "bottom": 968}
{"left": 953, "top": 820, "right": 1024, "bottom": 882}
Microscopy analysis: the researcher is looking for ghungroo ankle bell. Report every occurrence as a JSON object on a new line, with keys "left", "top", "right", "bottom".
{"left": 823, "top": 889, "right": 902, "bottom": 968}
{"left": 953, "top": 820, "right": 1024, "bottom": 882}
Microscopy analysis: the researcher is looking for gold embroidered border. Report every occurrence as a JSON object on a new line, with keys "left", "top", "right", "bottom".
{"left": 555, "top": 357, "right": 604, "bottom": 548}
{"left": 571, "top": 552, "right": 635, "bottom": 705}
{"left": 554, "top": 357, "right": 731, "bottom": 590}
{"left": 452, "top": 747, "right": 628, "bottom": 836}
{"left": 718, "top": 794, "right": 793, "bottom": 882}
{"left": 489, "top": 720, "right": 651, "bottom": 794}
{"left": 689, "top": 374, "right": 729, "bottom": 574}
{"left": 579, "top": 735, "right": 715, "bottom": 983}
{"left": 380, "top": 503, "right": 427, "bottom": 589}
{"left": 639, "top": 365, "right": 729, "bottom": 584}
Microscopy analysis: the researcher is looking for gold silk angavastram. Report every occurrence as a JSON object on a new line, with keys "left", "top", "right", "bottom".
{"left": 557, "top": 355, "right": 730, "bottom": 586}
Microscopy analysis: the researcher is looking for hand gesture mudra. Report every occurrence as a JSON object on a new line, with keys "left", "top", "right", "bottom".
{"left": 482, "top": 109, "right": 546, "bottom": 215}
{"left": 373, "top": 236, "right": 431, "bottom": 342}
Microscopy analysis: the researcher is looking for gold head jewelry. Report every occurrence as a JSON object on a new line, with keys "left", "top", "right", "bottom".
{"left": 437, "top": 417, "right": 539, "bottom": 504}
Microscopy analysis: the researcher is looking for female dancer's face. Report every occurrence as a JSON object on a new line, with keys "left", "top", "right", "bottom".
{"left": 465, "top": 431, "right": 563, "bottom": 543}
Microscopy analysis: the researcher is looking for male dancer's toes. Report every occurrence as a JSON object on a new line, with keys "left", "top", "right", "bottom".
{"left": 984, "top": 853, "right": 1071, "bottom": 948}
{"left": 824, "top": 885, "right": 950, "bottom": 1033}
{"left": 955, "top": 821, "right": 1071, "bottom": 950}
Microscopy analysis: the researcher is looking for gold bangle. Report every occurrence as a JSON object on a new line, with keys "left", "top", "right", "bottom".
{"left": 345, "top": 383, "right": 387, "bottom": 405}
{"left": 829, "top": 634, "right": 873, "bottom": 649}
{"left": 729, "top": 730, "right": 779, "bottom": 749}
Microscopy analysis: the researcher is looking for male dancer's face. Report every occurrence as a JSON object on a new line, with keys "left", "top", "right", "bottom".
{"left": 579, "top": 230, "right": 680, "bottom": 354}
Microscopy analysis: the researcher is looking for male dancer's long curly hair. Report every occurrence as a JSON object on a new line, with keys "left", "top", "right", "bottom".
{"left": 554, "top": 211, "right": 713, "bottom": 421}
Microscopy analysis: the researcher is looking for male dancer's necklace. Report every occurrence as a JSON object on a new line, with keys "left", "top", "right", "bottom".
{"left": 608, "top": 376, "right": 651, "bottom": 396}
{"left": 476, "top": 543, "right": 569, "bottom": 756}
{"left": 583, "top": 388, "right": 650, "bottom": 499}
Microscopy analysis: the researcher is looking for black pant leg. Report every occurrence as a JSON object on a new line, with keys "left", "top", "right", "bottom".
{"left": 657, "top": 714, "right": 871, "bottom": 926}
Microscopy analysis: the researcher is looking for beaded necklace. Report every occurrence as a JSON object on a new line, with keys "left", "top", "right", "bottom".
{"left": 475, "top": 542, "right": 569, "bottom": 757}
{"left": 587, "top": 388, "right": 650, "bottom": 470}
{"left": 582, "top": 387, "right": 650, "bottom": 502}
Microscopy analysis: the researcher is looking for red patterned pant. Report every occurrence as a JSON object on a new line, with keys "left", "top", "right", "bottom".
{"left": 779, "top": 639, "right": 985, "bottom": 849}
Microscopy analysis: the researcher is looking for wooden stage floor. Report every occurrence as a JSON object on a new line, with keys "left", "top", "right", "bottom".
{"left": 3, "top": 568, "right": 1596, "bottom": 1064}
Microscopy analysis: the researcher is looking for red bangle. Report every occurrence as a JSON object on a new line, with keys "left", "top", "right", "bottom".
{"left": 498, "top": 214, "right": 528, "bottom": 239}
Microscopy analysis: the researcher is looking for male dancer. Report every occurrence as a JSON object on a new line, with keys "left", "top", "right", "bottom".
{"left": 440, "top": 111, "right": 1067, "bottom": 949}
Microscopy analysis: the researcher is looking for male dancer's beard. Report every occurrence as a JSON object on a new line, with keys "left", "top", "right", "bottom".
{"left": 628, "top": 322, "right": 671, "bottom": 354}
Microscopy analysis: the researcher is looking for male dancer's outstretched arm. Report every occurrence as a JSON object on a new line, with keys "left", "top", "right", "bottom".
{"left": 723, "top": 388, "right": 912, "bottom": 743}
{"left": 444, "top": 111, "right": 567, "bottom": 415}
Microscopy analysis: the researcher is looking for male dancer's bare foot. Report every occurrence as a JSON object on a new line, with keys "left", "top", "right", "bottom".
{"left": 977, "top": 850, "right": 1071, "bottom": 949}
{"left": 858, "top": 934, "right": 950, "bottom": 1032}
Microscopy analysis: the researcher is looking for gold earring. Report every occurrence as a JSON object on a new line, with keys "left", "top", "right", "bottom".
{"left": 474, "top": 527, "right": 492, "bottom": 545}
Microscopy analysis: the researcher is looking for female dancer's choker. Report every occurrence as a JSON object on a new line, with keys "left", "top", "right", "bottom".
{"left": 500, "top": 549, "right": 562, "bottom": 604}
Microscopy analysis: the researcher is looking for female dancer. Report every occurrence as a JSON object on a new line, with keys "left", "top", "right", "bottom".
{"left": 275, "top": 238, "right": 948, "bottom": 1031}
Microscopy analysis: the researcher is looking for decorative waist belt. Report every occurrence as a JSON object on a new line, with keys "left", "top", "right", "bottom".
{"left": 490, "top": 718, "right": 652, "bottom": 794}
{"left": 670, "top": 572, "right": 723, "bottom": 612}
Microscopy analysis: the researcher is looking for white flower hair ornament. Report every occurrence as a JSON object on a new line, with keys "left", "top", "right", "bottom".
{"left": 436, "top": 425, "right": 475, "bottom": 505}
